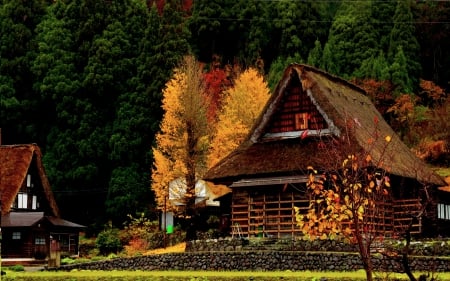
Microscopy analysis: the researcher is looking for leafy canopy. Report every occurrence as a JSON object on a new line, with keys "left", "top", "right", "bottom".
{"left": 208, "top": 67, "right": 270, "bottom": 168}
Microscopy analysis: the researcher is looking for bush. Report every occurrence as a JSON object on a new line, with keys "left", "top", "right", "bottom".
{"left": 95, "top": 225, "right": 122, "bottom": 255}
{"left": 8, "top": 264, "right": 25, "bottom": 272}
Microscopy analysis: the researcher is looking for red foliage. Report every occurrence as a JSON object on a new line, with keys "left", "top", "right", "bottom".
{"left": 147, "top": 0, "right": 193, "bottom": 14}
{"left": 353, "top": 79, "right": 395, "bottom": 116}
{"left": 203, "top": 68, "right": 232, "bottom": 122}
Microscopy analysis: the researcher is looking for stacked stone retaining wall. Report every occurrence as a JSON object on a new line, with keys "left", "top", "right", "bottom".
{"left": 56, "top": 238, "right": 450, "bottom": 272}
{"left": 57, "top": 251, "right": 449, "bottom": 272}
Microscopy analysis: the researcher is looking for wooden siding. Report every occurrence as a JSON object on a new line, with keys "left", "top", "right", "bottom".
{"left": 2, "top": 227, "right": 80, "bottom": 258}
{"left": 232, "top": 185, "right": 308, "bottom": 238}
{"left": 268, "top": 76, "right": 327, "bottom": 134}
{"left": 231, "top": 185, "right": 422, "bottom": 238}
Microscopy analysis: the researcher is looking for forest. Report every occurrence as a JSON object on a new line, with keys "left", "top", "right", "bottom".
{"left": 0, "top": 0, "right": 449, "bottom": 232}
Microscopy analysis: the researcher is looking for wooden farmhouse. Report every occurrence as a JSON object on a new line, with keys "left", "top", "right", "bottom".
{"left": 204, "top": 64, "right": 448, "bottom": 239}
{"left": 0, "top": 144, "right": 84, "bottom": 260}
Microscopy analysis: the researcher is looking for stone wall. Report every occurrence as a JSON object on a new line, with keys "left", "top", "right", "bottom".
{"left": 57, "top": 238, "right": 450, "bottom": 272}
{"left": 57, "top": 251, "right": 450, "bottom": 272}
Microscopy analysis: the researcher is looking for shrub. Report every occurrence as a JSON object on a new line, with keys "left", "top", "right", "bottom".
{"left": 8, "top": 264, "right": 25, "bottom": 272}
{"left": 95, "top": 225, "right": 122, "bottom": 255}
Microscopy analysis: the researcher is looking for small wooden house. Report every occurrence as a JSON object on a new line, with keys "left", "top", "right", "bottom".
{"left": 204, "top": 64, "right": 447, "bottom": 238}
{"left": 0, "top": 144, "right": 84, "bottom": 259}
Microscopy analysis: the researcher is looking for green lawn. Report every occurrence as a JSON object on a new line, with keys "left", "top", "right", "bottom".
{"left": 3, "top": 269, "right": 449, "bottom": 281}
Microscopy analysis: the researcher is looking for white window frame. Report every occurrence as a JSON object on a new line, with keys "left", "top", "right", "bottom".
{"left": 12, "top": 232, "right": 21, "bottom": 240}
{"left": 437, "top": 203, "right": 450, "bottom": 220}
{"left": 32, "top": 195, "right": 37, "bottom": 210}
{"left": 18, "top": 193, "right": 28, "bottom": 209}
{"left": 35, "top": 237, "right": 46, "bottom": 245}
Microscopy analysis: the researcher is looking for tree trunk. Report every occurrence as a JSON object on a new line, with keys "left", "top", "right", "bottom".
{"left": 358, "top": 242, "right": 374, "bottom": 281}
{"left": 354, "top": 220, "right": 373, "bottom": 281}
{"left": 185, "top": 120, "right": 198, "bottom": 241}
{"left": 402, "top": 225, "right": 417, "bottom": 281}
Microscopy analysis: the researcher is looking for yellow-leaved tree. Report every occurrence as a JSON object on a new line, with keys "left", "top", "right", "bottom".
{"left": 151, "top": 55, "right": 210, "bottom": 215}
{"left": 208, "top": 68, "right": 270, "bottom": 168}
{"left": 295, "top": 119, "right": 393, "bottom": 281}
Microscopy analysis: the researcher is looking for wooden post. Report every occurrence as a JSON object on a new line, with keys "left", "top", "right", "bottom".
{"left": 48, "top": 237, "right": 61, "bottom": 268}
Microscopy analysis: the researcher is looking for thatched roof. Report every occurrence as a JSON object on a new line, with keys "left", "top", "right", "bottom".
{"left": 0, "top": 144, "right": 60, "bottom": 217}
{"left": 205, "top": 64, "right": 445, "bottom": 186}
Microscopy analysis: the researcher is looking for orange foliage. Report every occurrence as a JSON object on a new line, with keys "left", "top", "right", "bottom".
{"left": 386, "top": 94, "right": 416, "bottom": 134}
{"left": 124, "top": 238, "right": 150, "bottom": 256}
{"left": 208, "top": 68, "right": 270, "bottom": 168}
{"left": 151, "top": 56, "right": 209, "bottom": 210}
{"left": 419, "top": 79, "right": 446, "bottom": 107}
{"left": 414, "top": 139, "right": 449, "bottom": 164}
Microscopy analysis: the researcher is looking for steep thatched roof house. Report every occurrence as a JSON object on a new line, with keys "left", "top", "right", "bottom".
{"left": 205, "top": 64, "right": 447, "bottom": 238}
{"left": 1, "top": 144, "right": 84, "bottom": 260}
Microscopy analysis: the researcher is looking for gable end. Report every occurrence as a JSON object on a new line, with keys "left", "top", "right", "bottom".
{"left": 254, "top": 68, "right": 340, "bottom": 142}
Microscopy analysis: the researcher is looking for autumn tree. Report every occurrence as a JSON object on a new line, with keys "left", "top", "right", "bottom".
{"left": 203, "top": 66, "right": 232, "bottom": 123}
{"left": 295, "top": 119, "right": 394, "bottom": 281}
{"left": 208, "top": 68, "right": 270, "bottom": 168}
{"left": 152, "top": 55, "right": 210, "bottom": 217}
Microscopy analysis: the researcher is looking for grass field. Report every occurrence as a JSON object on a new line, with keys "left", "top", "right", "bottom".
{"left": 3, "top": 269, "right": 449, "bottom": 281}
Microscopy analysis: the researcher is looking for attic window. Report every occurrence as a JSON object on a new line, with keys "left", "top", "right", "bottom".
{"left": 18, "top": 193, "right": 28, "bottom": 209}
{"left": 294, "top": 113, "right": 308, "bottom": 130}
{"left": 27, "top": 174, "right": 31, "bottom": 187}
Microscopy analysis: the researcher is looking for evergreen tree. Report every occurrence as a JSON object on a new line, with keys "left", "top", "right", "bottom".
{"left": 414, "top": 1, "right": 450, "bottom": 89}
{"left": 267, "top": 54, "right": 302, "bottom": 91}
{"left": 0, "top": 0, "right": 50, "bottom": 144}
{"left": 322, "top": 1, "right": 379, "bottom": 78}
{"left": 33, "top": 0, "right": 159, "bottom": 226}
{"left": 354, "top": 51, "right": 390, "bottom": 81}
{"left": 388, "top": 0, "right": 421, "bottom": 92}
{"left": 230, "top": 0, "right": 273, "bottom": 67}
{"left": 307, "top": 40, "right": 323, "bottom": 69}
{"left": 372, "top": 0, "right": 396, "bottom": 53}
{"left": 152, "top": 0, "right": 190, "bottom": 111}
{"left": 273, "top": 1, "right": 332, "bottom": 61}
{"left": 101, "top": 1, "right": 156, "bottom": 224}
{"left": 390, "top": 46, "right": 413, "bottom": 95}
{"left": 188, "top": 0, "right": 233, "bottom": 63}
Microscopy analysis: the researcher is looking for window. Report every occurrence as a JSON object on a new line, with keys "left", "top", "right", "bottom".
{"left": 32, "top": 195, "right": 37, "bottom": 210}
{"left": 294, "top": 113, "right": 309, "bottom": 130}
{"left": 35, "top": 237, "right": 46, "bottom": 245}
{"left": 437, "top": 203, "right": 450, "bottom": 220}
{"left": 12, "top": 232, "right": 21, "bottom": 240}
{"left": 18, "top": 193, "right": 28, "bottom": 209}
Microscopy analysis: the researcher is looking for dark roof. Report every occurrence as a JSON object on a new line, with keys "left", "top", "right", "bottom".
{"left": 1, "top": 212, "right": 85, "bottom": 229}
{"left": 205, "top": 64, "right": 445, "bottom": 186}
{"left": 47, "top": 216, "right": 86, "bottom": 229}
{"left": 1, "top": 212, "right": 44, "bottom": 227}
{"left": 0, "top": 144, "right": 60, "bottom": 216}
